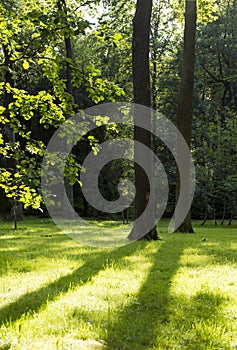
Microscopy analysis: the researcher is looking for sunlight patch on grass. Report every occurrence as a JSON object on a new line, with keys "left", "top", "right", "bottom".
{"left": 63, "top": 222, "right": 132, "bottom": 248}
{"left": 0, "top": 219, "right": 236, "bottom": 349}
{"left": 0, "top": 244, "right": 156, "bottom": 349}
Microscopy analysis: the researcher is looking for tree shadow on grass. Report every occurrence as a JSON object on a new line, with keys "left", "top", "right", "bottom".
{"left": 162, "top": 290, "right": 231, "bottom": 349}
{"left": 104, "top": 235, "right": 233, "bottom": 349}
{"left": 0, "top": 241, "right": 148, "bottom": 327}
{"left": 201, "top": 247, "right": 237, "bottom": 265}
{"left": 104, "top": 237, "right": 186, "bottom": 349}
{"left": 0, "top": 233, "right": 79, "bottom": 276}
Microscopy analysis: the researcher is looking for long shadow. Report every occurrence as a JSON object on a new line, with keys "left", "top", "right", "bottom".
{"left": 200, "top": 246, "right": 237, "bottom": 264}
{"left": 0, "top": 233, "right": 80, "bottom": 275}
{"left": 105, "top": 234, "right": 233, "bottom": 349}
{"left": 105, "top": 236, "right": 186, "bottom": 349}
{"left": 174, "top": 290, "right": 229, "bottom": 349}
{"left": 0, "top": 241, "right": 147, "bottom": 327}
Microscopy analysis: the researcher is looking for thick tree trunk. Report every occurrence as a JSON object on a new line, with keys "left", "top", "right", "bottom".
{"left": 128, "top": 0, "right": 159, "bottom": 241}
{"left": 175, "top": 0, "right": 196, "bottom": 233}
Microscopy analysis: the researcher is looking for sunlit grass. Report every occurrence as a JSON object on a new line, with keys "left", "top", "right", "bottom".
{"left": 0, "top": 218, "right": 236, "bottom": 349}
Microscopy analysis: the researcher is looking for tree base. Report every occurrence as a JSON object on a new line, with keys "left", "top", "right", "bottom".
{"left": 128, "top": 226, "right": 161, "bottom": 241}
{"left": 174, "top": 212, "right": 195, "bottom": 233}
{"left": 174, "top": 225, "right": 195, "bottom": 233}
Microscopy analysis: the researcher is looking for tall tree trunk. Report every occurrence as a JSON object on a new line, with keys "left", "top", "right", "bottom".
{"left": 2, "top": 44, "right": 23, "bottom": 227}
{"left": 2, "top": 44, "right": 15, "bottom": 149}
{"left": 57, "top": 0, "right": 73, "bottom": 95}
{"left": 151, "top": 1, "right": 162, "bottom": 112}
{"left": 221, "top": 193, "right": 226, "bottom": 225}
{"left": 57, "top": 0, "right": 74, "bottom": 210}
{"left": 228, "top": 206, "right": 234, "bottom": 225}
{"left": 201, "top": 197, "right": 208, "bottom": 226}
{"left": 175, "top": 0, "right": 197, "bottom": 233}
{"left": 128, "top": 0, "right": 159, "bottom": 241}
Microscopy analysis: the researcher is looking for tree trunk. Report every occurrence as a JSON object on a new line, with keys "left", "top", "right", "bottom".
{"left": 221, "top": 193, "right": 226, "bottom": 225}
{"left": 201, "top": 197, "right": 208, "bottom": 226}
{"left": 122, "top": 208, "right": 129, "bottom": 224}
{"left": 213, "top": 200, "right": 217, "bottom": 226}
{"left": 57, "top": 0, "right": 74, "bottom": 210}
{"left": 2, "top": 44, "right": 23, "bottom": 227}
{"left": 228, "top": 207, "right": 234, "bottom": 225}
{"left": 128, "top": 0, "right": 159, "bottom": 241}
{"left": 175, "top": 0, "right": 197, "bottom": 233}
{"left": 57, "top": 0, "right": 73, "bottom": 95}
{"left": 2, "top": 44, "right": 15, "bottom": 157}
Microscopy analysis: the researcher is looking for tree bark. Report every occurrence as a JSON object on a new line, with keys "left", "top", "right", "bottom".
{"left": 2, "top": 44, "right": 23, "bottom": 226}
{"left": 201, "top": 197, "right": 208, "bottom": 226}
{"left": 57, "top": 0, "right": 74, "bottom": 210}
{"left": 228, "top": 207, "right": 234, "bottom": 225}
{"left": 175, "top": 0, "right": 196, "bottom": 233}
{"left": 221, "top": 193, "right": 226, "bottom": 225}
{"left": 57, "top": 0, "right": 73, "bottom": 95}
{"left": 128, "top": 0, "right": 159, "bottom": 241}
{"left": 2, "top": 44, "right": 15, "bottom": 146}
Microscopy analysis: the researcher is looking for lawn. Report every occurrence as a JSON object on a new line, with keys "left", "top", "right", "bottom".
{"left": 0, "top": 218, "right": 236, "bottom": 349}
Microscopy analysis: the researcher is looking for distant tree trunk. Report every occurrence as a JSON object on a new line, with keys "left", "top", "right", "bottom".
{"left": 57, "top": 0, "right": 73, "bottom": 95}
{"left": 2, "top": 44, "right": 15, "bottom": 159}
{"left": 201, "top": 197, "right": 208, "bottom": 226}
{"left": 122, "top": 208, "right": 128, "bottom": 224}
{"left": 175, "top": 0, "right": 197, "bottom": 233}
{"left": 221, "top": 193, "right": 226, "bottom": 225}
{"left": 151, "top": 1, "right": 162, "bottom": 112}
{"left": 82, "top": 194, "right": 89, "bottom": 217}
{"left": 2, "top": 44, "right": 23, "bottom": 227}
{"left": 128, "top": 0, "right": 159, "bottom": 241}
{"left": 228, "top": 206, "right": 234, "bottom": 225}
{"left": 213, "top": 199, "right": 217, "bottom": 225}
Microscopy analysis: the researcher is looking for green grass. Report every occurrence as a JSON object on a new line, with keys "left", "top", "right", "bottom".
{"left": 0, "top": 218, "right": 237, "bottom": 349}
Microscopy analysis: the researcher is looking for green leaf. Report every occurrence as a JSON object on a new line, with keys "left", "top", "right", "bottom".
{"left": 23, "top": 60, "right": 30, "bottom": 70}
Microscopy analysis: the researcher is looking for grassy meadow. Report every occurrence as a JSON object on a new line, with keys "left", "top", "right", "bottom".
{"left": 0, "top": 218, "right": 236, "bottom": 349}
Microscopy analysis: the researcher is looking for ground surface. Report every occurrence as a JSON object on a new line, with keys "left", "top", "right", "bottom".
{"left": 0, "top": 218, "right": 236, "bottom": 349}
